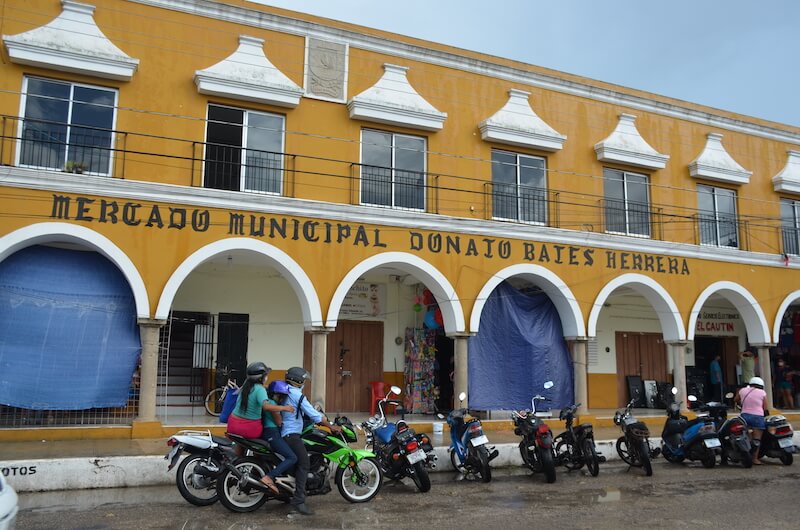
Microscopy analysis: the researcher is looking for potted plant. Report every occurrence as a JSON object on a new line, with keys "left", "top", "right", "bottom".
{"left": 65, "top": 161, "right": 88, "bottom": 174}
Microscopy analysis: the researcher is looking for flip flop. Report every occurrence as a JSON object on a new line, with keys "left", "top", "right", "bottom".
{"left": 260, "top": 476, "right": 279, "bottom": 494}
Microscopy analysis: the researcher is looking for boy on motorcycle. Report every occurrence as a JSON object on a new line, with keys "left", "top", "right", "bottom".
{"left": 282, "top": 367, "right": 341, "bottom": 516}
{"left": 258, "top": 380, "right": 298, "bottom": 494}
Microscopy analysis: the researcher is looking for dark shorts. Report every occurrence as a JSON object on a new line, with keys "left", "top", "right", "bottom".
{"left": 741, "top": 413, "right": 766, "bottom": 430}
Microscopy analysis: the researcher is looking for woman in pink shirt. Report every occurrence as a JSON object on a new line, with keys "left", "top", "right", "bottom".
{"left": 735, "top": 377, "right": 768, "bottom": 465}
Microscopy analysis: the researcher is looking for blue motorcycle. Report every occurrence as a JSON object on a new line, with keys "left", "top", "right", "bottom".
{"left": 445, "top": 391, "right": 497, "bottom": 482}
{"left": 660, "top": 389, "right": 722, "bottom": 468}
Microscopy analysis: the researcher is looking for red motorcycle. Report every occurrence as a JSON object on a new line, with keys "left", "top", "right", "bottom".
{"left": 512, "top": 381, "right": 556, "bottom": 483}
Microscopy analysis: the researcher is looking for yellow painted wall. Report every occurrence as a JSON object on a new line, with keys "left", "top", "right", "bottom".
{"left": 588, "top": 374, "right": 618, "bottom": 409}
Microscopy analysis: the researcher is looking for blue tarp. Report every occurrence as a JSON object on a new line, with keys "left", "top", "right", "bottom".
{"left": 0, "top": 245, "right": 141, "bottom": 410}
{"left": 468, "top": 281, "right": 574, "bottom": 410}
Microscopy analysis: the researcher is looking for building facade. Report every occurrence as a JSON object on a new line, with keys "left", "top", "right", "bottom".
{"left": 2, "top": 0, "right": 800, "bottom": 438}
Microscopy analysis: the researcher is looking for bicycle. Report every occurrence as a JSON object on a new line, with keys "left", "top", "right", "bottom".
{"left": 204, "top": 367, "right": 239, "bottom": 417}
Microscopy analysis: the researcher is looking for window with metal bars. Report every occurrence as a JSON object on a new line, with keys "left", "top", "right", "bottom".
{"left": 360, "top": 129, "right": 426, "bottom": 210}
{"left": 781, "top": 198, "right": 800, "bottom": 255}
{"left": 491, "top": 150, "right": 547, "bottom": 224}
{"left": 603, "top": 168, "right": 651, "bottom": 237}
{"left": 698, "top": 184, "right": 738, "bottom": 248}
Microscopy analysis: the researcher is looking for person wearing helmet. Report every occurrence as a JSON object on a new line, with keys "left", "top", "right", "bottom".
{"left": 227, "top": 362, "right": 294, "bottom": 445}
{"left": 736, "top": 376, "right": 768, "bottom": 465}
{"left": 281, "top": 366, "right": 340, "bottom": 516}
{"left": 257, "top": 380, "right": 297, "bottom": 495}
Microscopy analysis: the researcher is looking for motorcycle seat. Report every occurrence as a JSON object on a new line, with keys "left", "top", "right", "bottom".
{"left": 574, "top": 423, "right": 593, "bottom": 434}
{"left": 663, "top": 419, "right": 688, "bottom": 436}
{"left": 212, "top": 435, "right": 234, "bottom": 446}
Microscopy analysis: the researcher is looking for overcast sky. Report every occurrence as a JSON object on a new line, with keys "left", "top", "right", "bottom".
{"left": 250, "top": 0, "right": 800, "bottom": 127}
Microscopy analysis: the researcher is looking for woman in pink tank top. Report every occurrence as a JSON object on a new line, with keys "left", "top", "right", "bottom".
{"left": 735, "top": 377, "right": 767, "bottom": 465}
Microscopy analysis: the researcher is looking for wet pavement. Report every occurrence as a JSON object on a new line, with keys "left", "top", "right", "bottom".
{"left": 13, "top": 459, "right": 800, "bottom": 529}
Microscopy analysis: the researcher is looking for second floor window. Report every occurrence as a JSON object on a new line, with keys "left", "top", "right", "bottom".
{"left": 204, "top": 104, "right": 284, "bottom": 194}
{"left": 361, "top": 130, "right": 425, "bottom": 210}
{"left": 19, "top": 77, "right": 116, "bottom": 175}
{"left": 491, "top": 150, "right": 547, "bottom": 224}
{"left": 698, "top": 184, "right": 738, "bottom": 248}
{"left": 781, "top": 199, "right": 800, "bottom": 255}
{"left": 604, "top": 168, "right": 650, "bottom": 237}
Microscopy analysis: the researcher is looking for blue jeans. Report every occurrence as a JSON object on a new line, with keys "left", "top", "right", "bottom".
{"left": 261, "top": 427, "right": 297, "bottom": 479}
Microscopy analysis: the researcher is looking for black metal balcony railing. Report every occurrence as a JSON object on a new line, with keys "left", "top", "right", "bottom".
{"left": 0, "top": 114, "right": 789, "bottom": 257}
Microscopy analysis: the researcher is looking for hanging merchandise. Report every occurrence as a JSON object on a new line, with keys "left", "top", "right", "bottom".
{"left": 403, "top": 327, "right": 437, "bottom": 413}
{"left": 423, "top": 307, "right": 440, "bottom": 330}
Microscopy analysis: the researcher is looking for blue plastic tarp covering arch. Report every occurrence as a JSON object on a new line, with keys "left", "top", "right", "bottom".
{"left": 0, "top": 245, "right": 141, "bottom": 410}
{"left": 468, "top": 281, "right": 574, "bottom": 410}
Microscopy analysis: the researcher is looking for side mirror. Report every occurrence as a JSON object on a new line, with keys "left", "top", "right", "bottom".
{"left": 390, "top": 385, "right": 402, "bottom": 396}
{"left": 687, "top": 395, "right": 697, "bottom": 402}
{"left": 725, "top": 392, "right": 734, "bottom": 399}
{"left": 671, "top": 387, "right": 678, "bottom": 395}
{"left": 543, "top": 381, "right": 554, "bottom": 390}
{"left": 458, "top": 392, "right": 467, "bottom": 402}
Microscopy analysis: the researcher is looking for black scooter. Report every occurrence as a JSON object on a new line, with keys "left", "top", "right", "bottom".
{"left": 697, "top": 393, "right": 752, "bottom": 468}
{"left": 758, "top": 415, "right": 796, "bottom": 465}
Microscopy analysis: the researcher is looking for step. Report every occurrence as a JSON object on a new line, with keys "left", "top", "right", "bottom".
{"left": 157, "top": 405, "right": 209, "bottom": 417}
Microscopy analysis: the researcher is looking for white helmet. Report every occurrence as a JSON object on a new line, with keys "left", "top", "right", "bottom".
{"left": 749, "top": 376, "right": 765, "bottom": 387}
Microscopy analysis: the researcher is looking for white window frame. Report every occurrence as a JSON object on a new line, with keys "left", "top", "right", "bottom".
{"left": 359, "top": 129, "right": 427, "bottom": 211}
{"left": 16, "top": 76, "right": 118, "bottom": 176}
{"left": 202, "top": 103, "right": 286, "bottom": 195}
{"left": 603, "top": 168, "right": 651, "bottom": 238}
{"left": 781, "top": 198, "right": 800, "bottom": 256}
{"left": 490, "top": 149, "right": 548, "bottom": 225}
{"left": 697, "top": 184, "right": 739, "bottom": 248}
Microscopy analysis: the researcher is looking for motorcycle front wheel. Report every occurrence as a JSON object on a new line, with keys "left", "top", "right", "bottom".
{"left": 176, "top": 453, "right": 218, "bottom": 506}
{"left": 583, "top": 439, "right": 600, "bottom": 477}
{"left": 335, "top": 457, "right": 383, "bottom": 503}
{"left": 216, "top": 458, "right": 270, "bottom": 513}
{"left": 638, "top": 440, "right": 653, "bottom": 476}
{"left": 410, "top": 462, "right": 431, "bottom": 492}
{"left": 539, "top": 448, "right": 556, "bottom": 484}
{"left": 616, "top": 437, "right": 637, "bottom": 467}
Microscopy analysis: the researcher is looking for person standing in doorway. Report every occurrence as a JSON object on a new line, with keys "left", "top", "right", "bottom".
{"left": 739, "top": 350, "right": 755, "bottom": 388}
{"left": 709, "top": 354, "right": 723, "bottom": 402}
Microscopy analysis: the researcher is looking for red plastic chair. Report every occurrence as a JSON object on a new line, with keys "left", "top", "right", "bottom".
{"left": 368, "top": 381, "right": 385, "bottom": 416}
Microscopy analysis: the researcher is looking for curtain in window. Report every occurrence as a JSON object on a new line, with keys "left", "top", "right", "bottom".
{"left": 0, "top": 246, "right": 141, "bottom": 409}
{"left": 468, "top": 281, "right": 574, "bottom": 410}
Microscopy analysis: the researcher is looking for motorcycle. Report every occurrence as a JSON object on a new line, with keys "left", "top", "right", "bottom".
{"left": 216, "top": 415, "right": 383, "bottom": 512}
{"left": 165, "top": 429, "right": 237, "bottom": 506}
{"left": 613, "top": 396, "right": 656, "bottom": 476}
{"left": 445, "top": 391, "right": 497, "bottom": 482}
{"left": 757, "top": 414, "right": 796, "bottom": 465}
{"left": 660, "top": 390, "right": 721, "bottom": 468}
{"left": 553, "top": 403, "right": 604, "bottom": 477}
{"left": 512, "top": 381, "right": 557, "bottom": 483}
{"left": 697, "top": 393, "right": 752, "bottom": 468}
{"left": 360, "top": 385, "right": 437, "bottom": 492}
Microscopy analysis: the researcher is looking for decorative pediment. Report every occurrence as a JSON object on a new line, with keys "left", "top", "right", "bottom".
{"left": 689, "top": 133, "right": 751, "bottom": 185}
{"left": 773, "top": 150, "right": 800, "bottom": 194}
{"left": 594, "top": 113, "right": 669, "bottom": 170}
{"left": 2, "top": 1, "right": 139, "bottom": 81}
{"left": 478, "top": 89, "right": 566, "bottom": 151}
{"left": 194, "top": 35, "right": 303, "bottom": 108}
{"left": 348, "top": 64, "right": 446, "bottom": 131}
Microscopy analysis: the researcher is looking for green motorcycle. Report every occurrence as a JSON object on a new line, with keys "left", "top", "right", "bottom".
{"left": 217, "top": 416, "right": 383, "bottom": 512}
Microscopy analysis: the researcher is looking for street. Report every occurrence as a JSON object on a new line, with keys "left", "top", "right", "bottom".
{"left": 14, "top": 459, "right": 799, "bottom": 529}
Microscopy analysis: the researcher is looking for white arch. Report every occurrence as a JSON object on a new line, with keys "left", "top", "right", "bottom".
{"left": 0, "top": 222, "right": 150, "bottom": 318}
{"left": 588, "top": 273, "right": 685, "bottom": 341}
{"left": 156, "top": 238, "right": 323, "bottom": 326}
{"left": 470, "top": 264, "right": 585, "bottom": 337}
{"left": 773, "top": 290, "right": 800, "bottom": 343}
{"left": 327, "top": 252, "right": 465, "bottom": 333}
{"left": 688, "top": 281, "right": 770, "bottom": 343}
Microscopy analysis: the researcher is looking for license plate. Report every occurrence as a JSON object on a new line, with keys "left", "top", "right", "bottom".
{"left": 704, "top": 438, "right": 721, "bottom": 448}
{"left": 165, "top": 446, "right": 180, "bottom": 470}
{"left": 470, "top": 435, "right": 489, "bottom": 447}
{"left": 778, "top": 437, "right": 794, "bottom": 448}
{"left": 407, "top": 449, "right": 427, "bottom": 464}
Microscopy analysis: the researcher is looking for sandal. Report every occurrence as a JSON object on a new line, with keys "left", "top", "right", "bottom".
{"left": 260, "top": 475, "right": 279, "bottom": 494}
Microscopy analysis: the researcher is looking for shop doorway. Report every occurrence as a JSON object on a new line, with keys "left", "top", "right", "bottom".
{"left": 615, "top": 332, "right": 669, "bottom": 407}
{"left": 693, "top": 336, "right": 739, "bottom": 399}
{"left": 434, "top": 333, "right": 455, "bottom": 412}
{"left": 304, "top": 320, "right": 383, "bottom": 412}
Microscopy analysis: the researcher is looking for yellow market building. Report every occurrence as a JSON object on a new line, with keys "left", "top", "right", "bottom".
{"left": 2, "top": 0, "right": 800, "bottom": 439}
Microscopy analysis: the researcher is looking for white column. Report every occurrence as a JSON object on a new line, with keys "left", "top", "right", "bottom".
{"left": 136, "top": 318, "right": 166, "bottom": 422}
{"left": 452, "top": 334, "right": 471, "bottom": 409}
{"left": 756, "top": 345, "right": 774, "bottom": 409}
{"left": 570, "top": 339, "right": 589, "bottom": 414}
{"left": 667, "top": 341, "right": 688, "bottom": 411}
{"left": 309, "top": 328, "right": 331, "bottom": 410}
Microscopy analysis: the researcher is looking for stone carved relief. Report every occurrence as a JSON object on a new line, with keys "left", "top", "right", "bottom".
{"left": 307, "top": 38, "right": 346, "bottom": 100}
